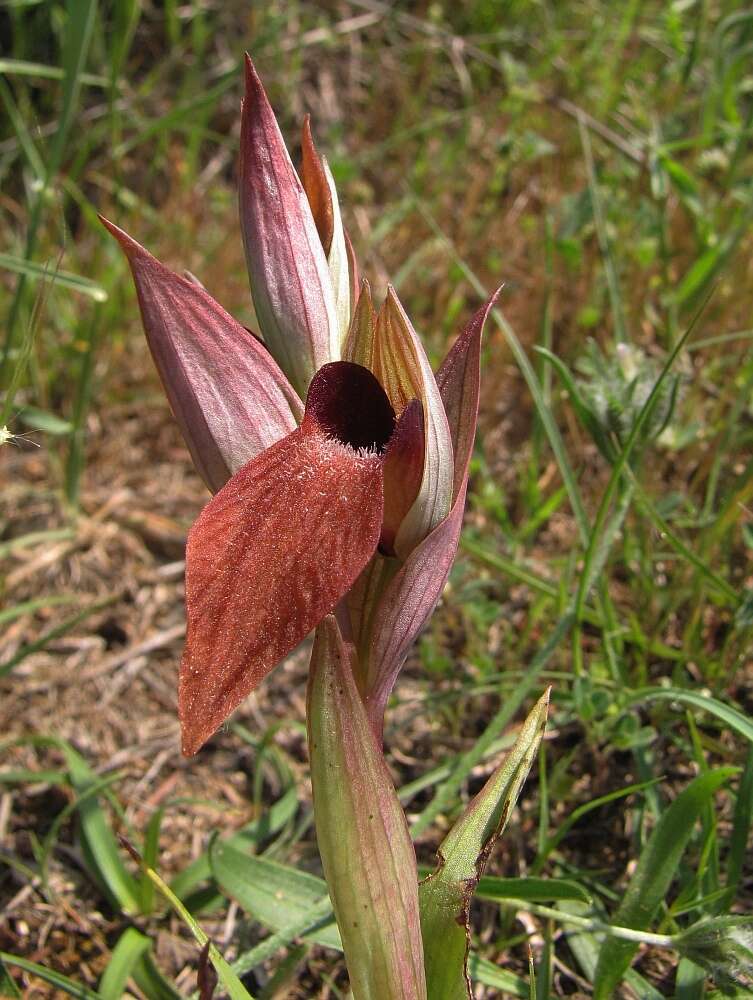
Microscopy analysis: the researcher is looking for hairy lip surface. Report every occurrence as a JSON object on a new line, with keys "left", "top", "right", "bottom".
{"left": 303, "top": 360, "right": 396, "bottom": 453}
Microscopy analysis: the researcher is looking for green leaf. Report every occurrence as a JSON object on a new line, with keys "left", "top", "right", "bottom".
{"left": 211, "top": 846, "right": 519, "bottom": 994}
{"left": 225, "top": 896, "right": 333, "bottom": 986}
{"left": 659, "top": 155, "right": 703, "bottom": 217}
{"left": 60, "top": 745, "right": 141, "bottom": 914}
{"left": 671, "top": 238, "right": 732, "bottom": 307}
{"left": 210, "top": 846, "right": 340, "bottom": 951}
{"left": 0, "top": 768, "right": 67, "bottom": 785}
{"left": 419, "top": 691, "right": 549, "bottom": 1000}
{"left": 593, "top": 767, "right": 737, "bottom": 998}
{"left": 99, "top": 928, "right": 151, "bottom": 1000}
{"left": 307, "top": 616, "right": 426, "bottom": 1000}
{"left": 466, "top": 955, "right": 529, "bottom": 998}
{"left": 675, "top": 957, "right": 707, "bottom": 1000}
{"left": 476, "top": 876, "right": 591, "bottom": 905}
{"left": 726, "top": 747, "right": 753, "bottom": 905}
{"left": 253, "top": 944, "right": 308, "bottom": 1000}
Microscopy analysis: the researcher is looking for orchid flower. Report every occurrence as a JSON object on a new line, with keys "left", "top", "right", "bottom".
{"left": 101, "top": 54, "right": 498, "bottom": 757}
{"left": 99, "top": 56, "right": 546, "bottom": 1000}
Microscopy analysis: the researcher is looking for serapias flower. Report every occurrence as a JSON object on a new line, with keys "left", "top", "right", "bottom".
{"left": 101, "top": 54, "right": 498, "bottom": 755}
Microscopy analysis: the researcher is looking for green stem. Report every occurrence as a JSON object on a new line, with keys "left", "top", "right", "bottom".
{"left": 499, "top": 898, "right": 675, "bottom": 948}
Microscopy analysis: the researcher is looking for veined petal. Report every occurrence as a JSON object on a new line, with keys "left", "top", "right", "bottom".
{"left": 345, "top": 230, "right": 360, "bottom": 318}
{"left": 380, "top": 399, "right": 424, "bottom": 556}
{"left": 348, "top": 296, "right": 499, "bottom": 736}
{"left": 436, "top": 290, "right": 500, "bottom": 501}
{"left": 343, "top": 278, "right": 377, "bottom": 369}
{"left": 344, "top": 553, "right": 397, "bottom": 695}
{"left": 364, "top": 487, "right": 467, "bottom": 740}
{"left": 240, "top": 55, "right": 339, "bottom": 396}
{"left": 308, "top": 617, "right": 427, "bottom": 1000}
{"left": 301, "top": 115, "right": 334, "bottom": 254}
{"left": 323, "top": 157, "right": 351, "bottom": 347}
{"left": 375, "top": 287, "right": 454, "bottom": 558}
{"left": 179, "top": 362, "right": 392, "bottom": 755}
{"left": 300, "top": 119, "right": 351, "bottom": 346}
{"left": 100, "top": 217, "right": 303, "bottom": 494}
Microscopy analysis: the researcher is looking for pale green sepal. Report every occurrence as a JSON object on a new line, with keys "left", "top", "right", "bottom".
{"left": 307, "top": 616, "right": 427, "bottom": 1000}
{"left": 323, "top": 156, "right": 351, "bottom": 349}
{"left": 419, "top": 690, "right": 550, "bottom": 1000}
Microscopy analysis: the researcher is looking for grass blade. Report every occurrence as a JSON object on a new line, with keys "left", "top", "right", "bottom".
{"left": 98, "top": 928, "right": 151, "bottom": 1000}
{"left": 139, "top": 807, "right": 164, "bottom": 915}
{"left": 0, "top": 75, "right": 44, "bottom": 180}
{"left": 725, "top": 747, "right": 753, "bottom": 907}
{"left": 0, "top": 594, "right": 77, "bottom": 627}
{"left": 49, "top": 0, "right": 99, "bottom": 176}
{"left": 0, "top": 956, "right": 22, "bottom": 997}
{"left": 121, "top": 839, "right": 255, "bottom": 1000}
{"left": 0, "top": 596, "right": 119, "bottom": 677}
{"left": 412, "top": 193, "right": 591, "bottom": 544}
{"left": 218, "top": 897, "right": 334, "bottom": 988}
{"left": 466, "top": 955, "right": 528, "bottom": 998}
{"left": 0, "top": 58, "right": 106, "bottom": 85}
{"left": 571, "top": 291, "right": 713, "bottom": 674}
{"left": 628, "top": 688, "right": 753, "bottom": 745}
{"left": 0, "top": 253, "right": 108, "bottom": 301}
{"left": 65, "top": 303, "right": 102, "bottom": 508}
{"left": 532, "top": 777, "right": 662, "bottom": 875}
{"left": 0, "top": 952, "right": 101, "bottom": 998}
{"left": 131, "top": 953, "right": 182, "bottom": 1000}
{"left": 0, "top": 528, "right": 74, "bottom": 559}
